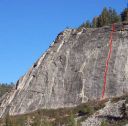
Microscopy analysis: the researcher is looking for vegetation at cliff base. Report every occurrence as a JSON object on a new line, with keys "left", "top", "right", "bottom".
{"left": 0, "top": 99, "right": 108, "bottom": 126}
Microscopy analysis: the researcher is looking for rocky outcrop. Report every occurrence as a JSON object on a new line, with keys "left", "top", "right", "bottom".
{"left": 0, "top": 24, "right": 128, "bottom": 117}
{"left": 81, "top": 100, "right": 127, "bottom": 126}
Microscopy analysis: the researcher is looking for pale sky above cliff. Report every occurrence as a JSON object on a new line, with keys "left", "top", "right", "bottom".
{"left": 0, "top": 0, "right": 126, "bottom": 83}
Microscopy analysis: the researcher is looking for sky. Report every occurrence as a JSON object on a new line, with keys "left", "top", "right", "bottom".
{"left": 0, "top": 0, "right": 126, "bottom": 83}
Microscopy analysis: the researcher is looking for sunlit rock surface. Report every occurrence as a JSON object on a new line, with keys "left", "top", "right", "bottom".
{"left": 0, "top": 24, "right": 128, "bottom": 117}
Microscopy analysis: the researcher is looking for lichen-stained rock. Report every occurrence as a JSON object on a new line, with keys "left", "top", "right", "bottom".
{"left": 0, "top": 24, "right": 128, "bottom": 117}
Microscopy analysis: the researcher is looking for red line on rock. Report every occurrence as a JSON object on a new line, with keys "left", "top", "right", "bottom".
{"left": 102, "top": 24, "right": 115, "bottom": 98}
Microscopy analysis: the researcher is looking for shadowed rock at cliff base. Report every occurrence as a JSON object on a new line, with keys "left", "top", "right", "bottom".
{"left": 0, "top": 24, "right": 128, "bottom": 117}
{"left": 81, "top": 100, "right": 128, "bottom": 126}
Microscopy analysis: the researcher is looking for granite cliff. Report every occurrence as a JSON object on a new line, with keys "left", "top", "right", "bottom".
{"left": 0, "top": 23, "right": 128, "bottom": 117}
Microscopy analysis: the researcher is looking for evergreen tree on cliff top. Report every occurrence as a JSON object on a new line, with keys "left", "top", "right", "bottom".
{"left": 121, "top": 8, "right": 128, "bottom": 21}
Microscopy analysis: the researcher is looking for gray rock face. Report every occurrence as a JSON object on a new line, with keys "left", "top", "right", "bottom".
{"left": 0, "top": 24, "right": 128, "bottom": 117}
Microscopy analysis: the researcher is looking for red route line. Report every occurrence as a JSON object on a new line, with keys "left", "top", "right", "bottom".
{"left": 102, "top": 24, "right": 115, "bottom": 99}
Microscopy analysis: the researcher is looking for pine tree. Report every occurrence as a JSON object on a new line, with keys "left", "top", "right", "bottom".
{"left": 92, "top": 17, "right": 98, "bottom": 28}
{"left": 78, "top": 7, "right": 122, "bottom": 29}
{"left": 108, "top": 8, "right": 120, "bottom": 23}
{"left": 97, "top": 16, "right": 102, "bottom": 27}
{"left": 121, "top": 8, "right": 128, "bottom": 21}
{"left": 84, "top": 20, "right": 91, "bottom": 28}
{"left": 100, "top": 7, "right": 110, "bottom": 26}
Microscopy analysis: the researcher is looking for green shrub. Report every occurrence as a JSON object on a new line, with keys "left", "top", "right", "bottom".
{"left": 101, "top": 120, "right": 108, "bottom": 126}
{"left": 5, "top": 114, "right": 13, "bottom": 126}
{"left": 68, "top": 113, "right": 76, "bottom": 126}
